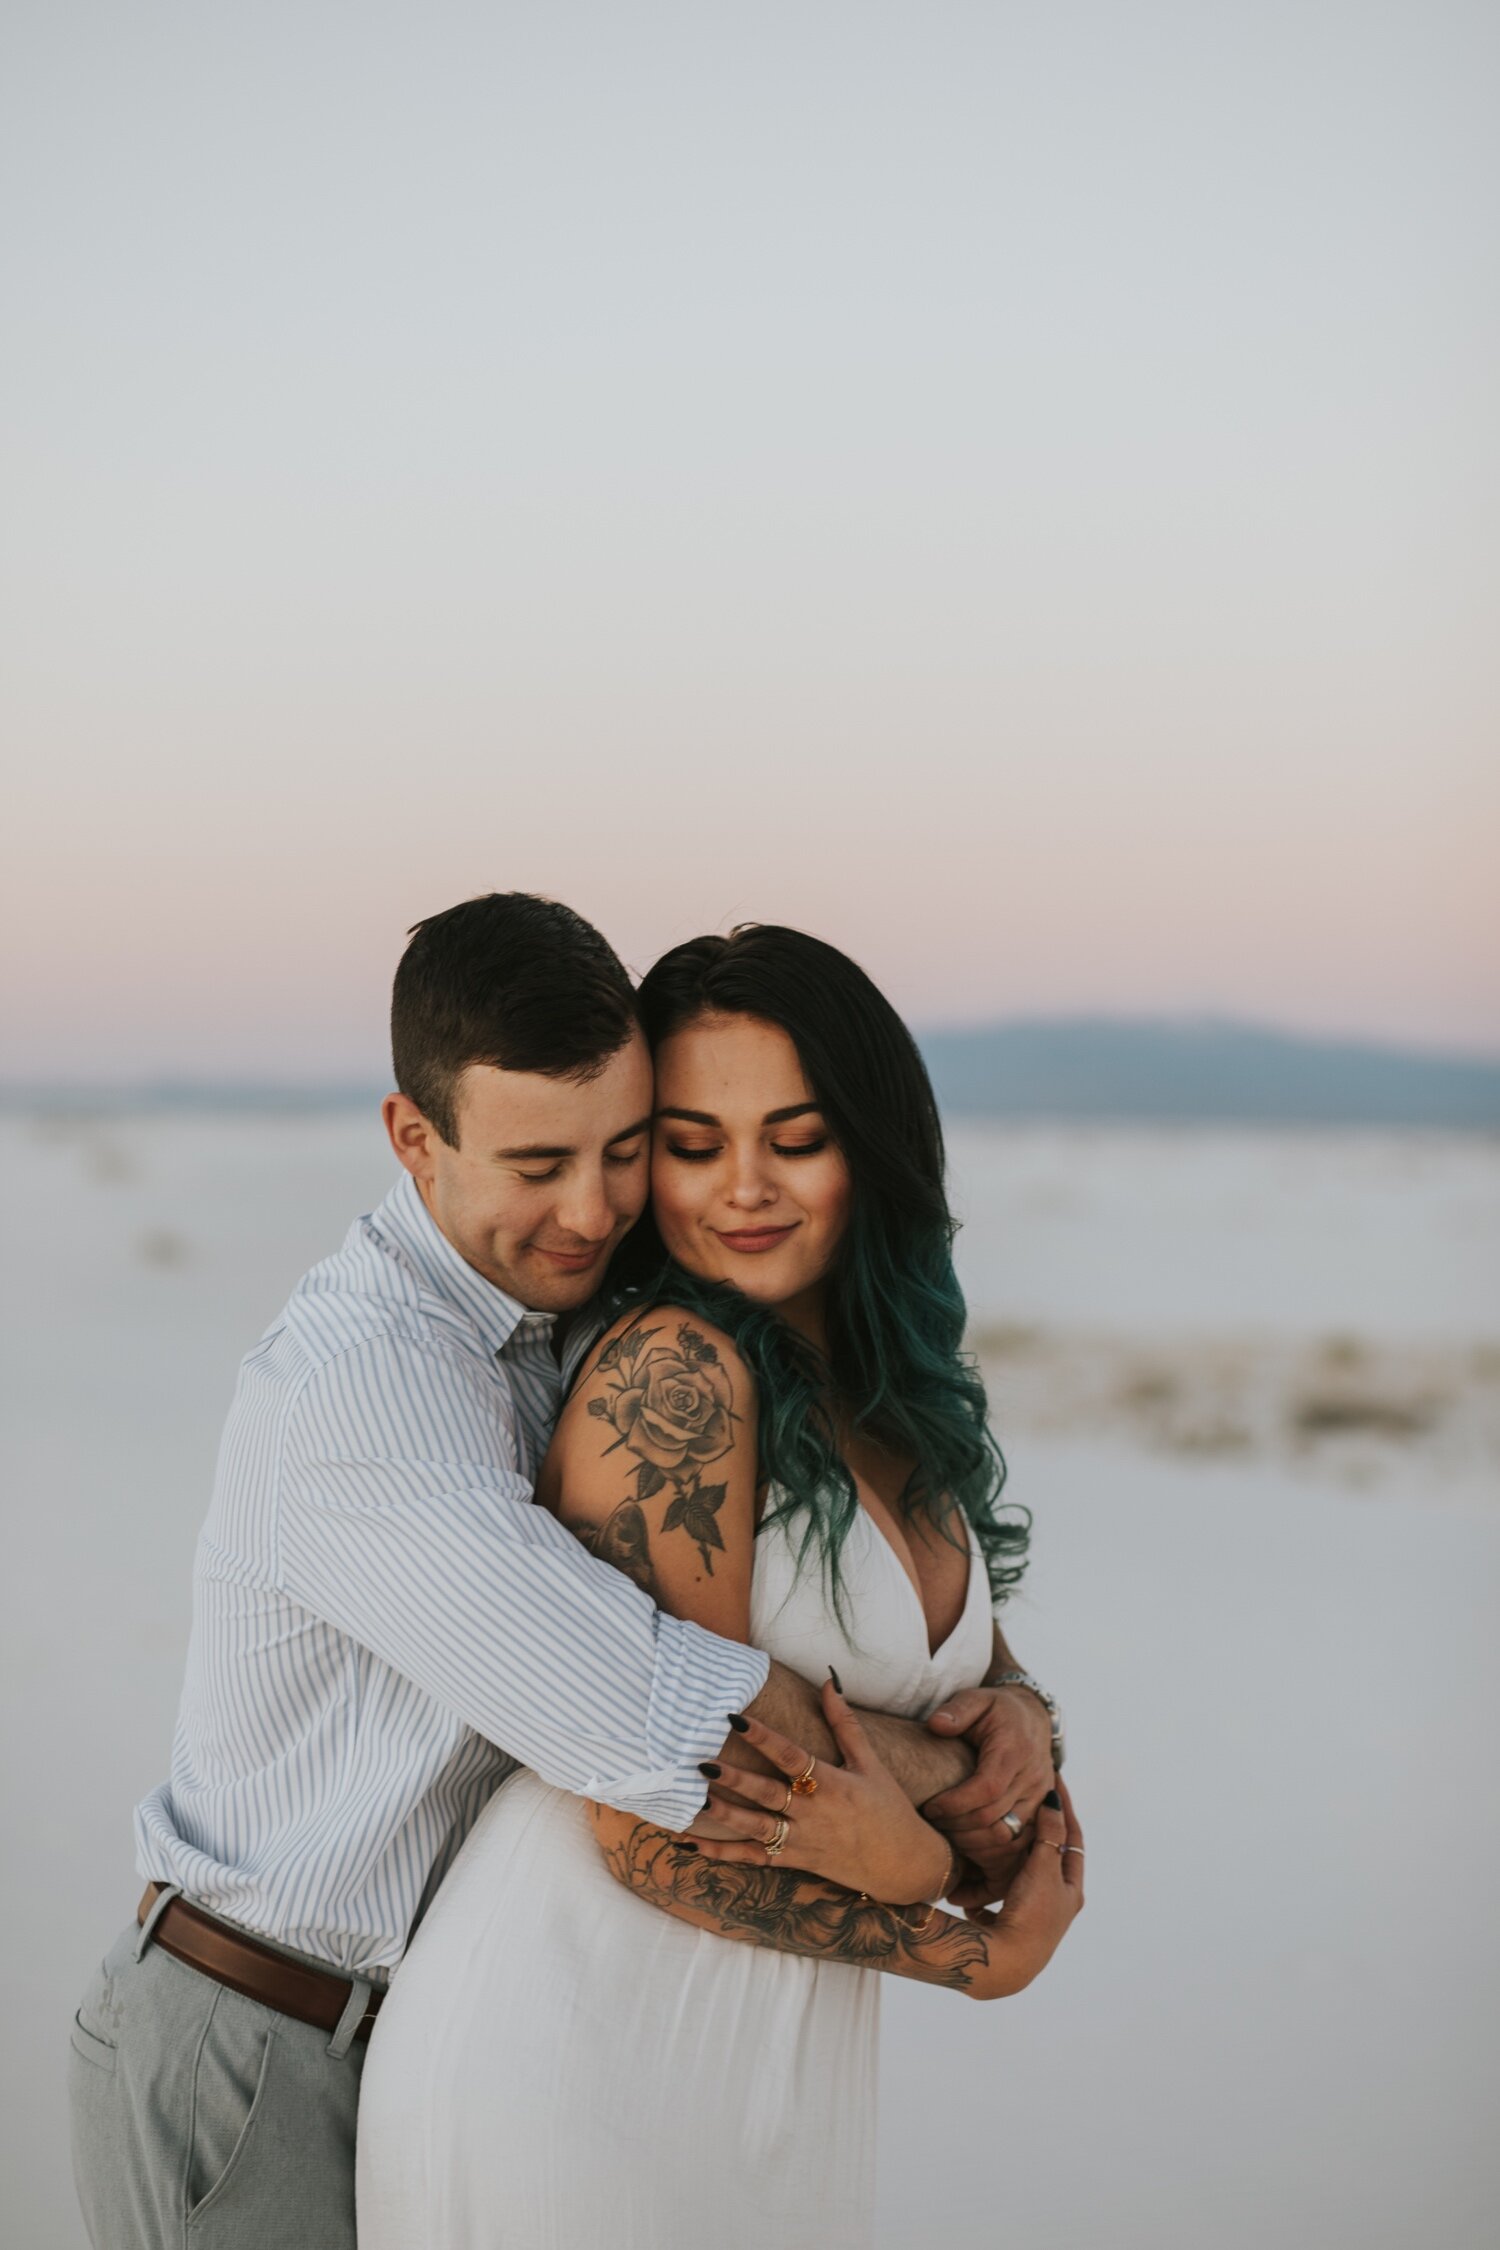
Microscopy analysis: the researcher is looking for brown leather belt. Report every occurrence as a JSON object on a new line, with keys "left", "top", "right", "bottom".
{"left": 137, "top": 1886, "right": 384, "bottom": 2043}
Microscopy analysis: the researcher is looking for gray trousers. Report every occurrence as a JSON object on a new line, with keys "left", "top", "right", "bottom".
{"left": 67, "top": 1895, "right": 368, "bottom": 2249}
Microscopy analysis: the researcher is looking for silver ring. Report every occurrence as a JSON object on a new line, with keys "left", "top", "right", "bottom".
{"left": 1062, "top": 1846, "right": 1085, "bottom": 1857}
{"left": 1000, "top": 1811, "right": 1024, "bottom": 1840}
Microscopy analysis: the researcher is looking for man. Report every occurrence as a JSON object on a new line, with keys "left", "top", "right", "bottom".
{"left": 68, "top": 893, "right": 1059, "bottom": 2247}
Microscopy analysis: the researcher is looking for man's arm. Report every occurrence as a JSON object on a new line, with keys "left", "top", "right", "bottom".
{"left": 277, "top": 1332, "right": 767, "bottom": 1832}
{"left": 740, "top": 1661, "right": 975, "bottom": 1803}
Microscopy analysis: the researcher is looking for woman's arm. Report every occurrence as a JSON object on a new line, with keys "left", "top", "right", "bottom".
{"left": 592, "top": 1801, "right": 992, "bottom": 1992}
{"left": 541, "top": 1304, "right": 958, "bottom": 1900}
{"left": 591, "top": 1729, "right": 1086, "bottom": 2002}
{"left": 541, "top": 1303, "right": 757, "bottom": 1643}
{"left": 545, "top": 1304, "right": 1083, "bottom": 1994}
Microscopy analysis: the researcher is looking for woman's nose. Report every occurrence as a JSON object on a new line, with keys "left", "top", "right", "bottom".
{"left": 725, "top": 1153, "right": 777, "bottom": 1209}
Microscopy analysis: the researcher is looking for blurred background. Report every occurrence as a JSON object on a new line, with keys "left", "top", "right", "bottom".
{"left": 2, "top": 4, "right": 1496, "bottom": 2245}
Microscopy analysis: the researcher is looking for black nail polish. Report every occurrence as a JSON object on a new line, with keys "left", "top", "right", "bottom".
{"left": 828, "top": 1665, "right": 843, "bottom": 1693}
{"left": 1043, "top": 1788, "right": 1061, "bottom": 1810}
{"left": 727, "top": 1713, "right": 750, "bottom": 1733}
{"left": 699, "top": 1762, "right": 721, "bottom": 1779}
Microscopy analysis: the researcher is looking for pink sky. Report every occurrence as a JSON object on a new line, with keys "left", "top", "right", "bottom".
{"left": 3, "top": 5, "right": 1495, "bottom": 1077}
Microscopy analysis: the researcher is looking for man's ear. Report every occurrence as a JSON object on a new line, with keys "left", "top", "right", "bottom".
{"left": 383, "top": 1092, "right": 443, "bottom": 1182}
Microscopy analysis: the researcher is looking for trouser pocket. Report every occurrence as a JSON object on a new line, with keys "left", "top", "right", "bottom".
{"left": 67, "top": 1960, "right": 126, "bottom": 2245}
{"left": 70, "top": 2005, "right": 118, "bottom": 2074}
{"left": 186, "top": 1989, "right": 276, "bottom": 2222}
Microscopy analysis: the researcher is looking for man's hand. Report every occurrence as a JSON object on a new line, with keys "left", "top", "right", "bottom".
{"left": 921, "top": 1684, "right": 1057, "bottom": 1908}
{"left": 689, "top": 1675, "right": 952, "bottom": 1905}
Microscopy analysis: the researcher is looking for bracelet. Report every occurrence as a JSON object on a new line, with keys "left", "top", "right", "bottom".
{"left": 853, "top": 1891, "right": 942, "bottom": 1936}
{"left": 852, "top": 1841, "right": 958, "bottom": 1937}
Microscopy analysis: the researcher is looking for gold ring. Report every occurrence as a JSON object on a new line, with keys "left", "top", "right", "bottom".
{"left": 776, "top": 1780, "right": 795, "bottom": 1816}
{"left": 1038, "top": 1838, "right": 1063, "bottom": 1853}
{"left": 791, "top": 1754, "right": 818, "bottom": 1797}
{"left": 765, "top": 1815, "right": 790, "bottom": 1858}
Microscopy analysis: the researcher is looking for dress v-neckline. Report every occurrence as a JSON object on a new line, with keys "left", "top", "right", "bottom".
{"left": 850, "top": 1487, "right": 980, "bottom": 1664}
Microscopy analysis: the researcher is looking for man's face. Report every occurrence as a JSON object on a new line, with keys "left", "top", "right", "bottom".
{"left": 383, "top": 1031, "right": 654, "bottom": 1311}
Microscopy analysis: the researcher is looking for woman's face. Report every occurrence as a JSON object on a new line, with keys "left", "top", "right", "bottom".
{"left": 650, "top": 1012, "right": 852, "bottom": 1317}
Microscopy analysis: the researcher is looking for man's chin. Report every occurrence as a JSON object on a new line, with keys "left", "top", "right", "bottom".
{"left": 521, "top": 1248, "right": 609, "bottom": 1310}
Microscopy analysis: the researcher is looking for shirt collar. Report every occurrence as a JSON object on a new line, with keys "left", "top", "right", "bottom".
{"left": 371, "top": 1171, "right": 556, "bottom": 1362}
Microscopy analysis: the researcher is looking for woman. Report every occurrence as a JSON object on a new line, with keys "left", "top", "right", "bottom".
{"left": 357, "top": 925, "right": 1084, "bottom": 2249}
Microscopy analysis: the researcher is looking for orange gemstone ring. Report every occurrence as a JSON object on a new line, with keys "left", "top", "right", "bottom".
{"left": 791, "top": 1755, "right": 819, "bottom": 1797}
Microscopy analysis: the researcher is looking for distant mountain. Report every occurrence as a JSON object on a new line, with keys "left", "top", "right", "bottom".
{"left": 916, "top": 1018, "right": 1500, "bottom": 1130}
{"left": 4, "top": 1020, "right": 1499, "bottom": 1130}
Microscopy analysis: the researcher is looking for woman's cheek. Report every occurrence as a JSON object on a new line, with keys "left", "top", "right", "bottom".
{"left": 649, "top": 1162, "right": 698, "bottom": 1250}
{"left": 808, "top": 1153, "right": 853, "bottom": 1234}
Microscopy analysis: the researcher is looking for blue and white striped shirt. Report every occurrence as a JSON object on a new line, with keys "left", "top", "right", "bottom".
{"left": 135, "top": 1170, "right": 768, "bottom": 1973}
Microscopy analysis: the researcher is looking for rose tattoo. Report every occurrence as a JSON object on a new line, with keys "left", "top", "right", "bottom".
{"left": 585, "top": 1319, "right": 737, "bottom": 1571}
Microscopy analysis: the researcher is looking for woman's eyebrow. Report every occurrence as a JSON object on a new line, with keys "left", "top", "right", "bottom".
{"left": 654, "top": 1103, "right": 823, "bottom": 1127}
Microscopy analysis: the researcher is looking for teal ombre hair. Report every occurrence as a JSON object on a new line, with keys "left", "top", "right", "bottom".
{"left": 605, "top": 925, "right": 1029, "bottom": 1610}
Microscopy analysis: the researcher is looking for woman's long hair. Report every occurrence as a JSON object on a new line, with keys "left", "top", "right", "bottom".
{"left": 605, "top": 924, "right": 1029, "bottom": 1609}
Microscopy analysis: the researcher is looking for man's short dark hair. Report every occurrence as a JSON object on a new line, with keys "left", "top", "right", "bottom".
{"left": 392, "top": 894, "right": 639, "bottom": 1144}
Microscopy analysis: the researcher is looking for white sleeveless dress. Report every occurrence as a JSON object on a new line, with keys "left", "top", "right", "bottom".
{"left": 356, "top": 1499, "right": 994, "bottom": 2250}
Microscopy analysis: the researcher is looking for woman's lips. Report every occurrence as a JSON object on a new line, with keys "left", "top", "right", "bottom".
{"left": 712, "top": 1224, "right": 799, "bottom": 1255}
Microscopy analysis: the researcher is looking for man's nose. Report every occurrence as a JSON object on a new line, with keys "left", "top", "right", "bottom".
{"left": 552, "top": 1169, "right": 614, "bottom": 1243}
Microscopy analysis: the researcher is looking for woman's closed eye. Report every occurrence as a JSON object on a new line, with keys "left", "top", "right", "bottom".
{"left": 663, "top": 1138, "right": 830, "bottom": 1163}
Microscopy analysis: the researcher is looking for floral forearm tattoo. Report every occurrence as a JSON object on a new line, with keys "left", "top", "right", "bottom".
{"left": 565, "top": 1316, "right": 738, "bottom": 1586}
{"left": 600, "top": 1821, "right": 991, "bottom": 1992}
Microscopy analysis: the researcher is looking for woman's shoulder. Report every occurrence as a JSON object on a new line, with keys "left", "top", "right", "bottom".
{"left": 545, "top": 1302, "right": 759, "bottom": 1622}
{"left": 579, "top": 1297, "right": 750, "bottom": 1375}
{"left": 561, "top": 1301, "right": 756, "bottom": 1468}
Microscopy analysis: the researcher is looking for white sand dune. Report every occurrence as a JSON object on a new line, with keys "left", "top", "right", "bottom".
{"left": 2, "top": 1114, "right": 1496, "bottom": 2248}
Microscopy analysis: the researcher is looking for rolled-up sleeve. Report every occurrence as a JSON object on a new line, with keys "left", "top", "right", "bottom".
{"left": 278, "top": 1331, "right": 768, "bottom": 1830}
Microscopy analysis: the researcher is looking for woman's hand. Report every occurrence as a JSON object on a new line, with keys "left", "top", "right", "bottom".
{"left": 971, "top": 1774, "right": 1086, "bottom": 1997}
{"left": 693, "top": 1672, "right": 952, "bottom": 1904}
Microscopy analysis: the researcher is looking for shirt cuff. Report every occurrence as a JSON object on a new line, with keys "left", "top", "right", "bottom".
{"left": 584, "top": 1616, "right": 770, "bottom": 1831}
